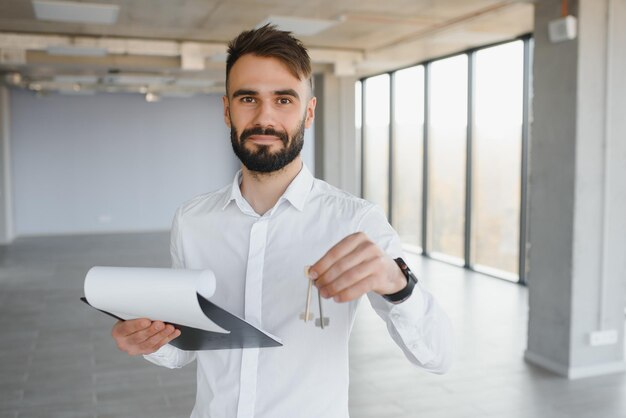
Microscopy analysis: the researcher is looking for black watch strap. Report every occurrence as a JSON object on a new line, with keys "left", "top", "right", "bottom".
{"left": 383, "top": 258, "right": 418, "bottom": 304}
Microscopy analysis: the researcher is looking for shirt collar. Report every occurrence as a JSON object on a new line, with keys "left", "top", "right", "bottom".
{"left": 280, "top": 164, "right": 314, "bottom": 212}
{"left": 222, "top": 170, "right": 247, "bottom": 212}
{"left": 221, "top": 164, "right": 314, "bottom": 214}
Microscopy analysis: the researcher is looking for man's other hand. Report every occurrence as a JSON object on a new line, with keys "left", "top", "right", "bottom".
{"left": 111, "top": 319, "right": 181, "bottom": 356}
{"left": 310, "top": 232, "right": 407, "bottom": 303}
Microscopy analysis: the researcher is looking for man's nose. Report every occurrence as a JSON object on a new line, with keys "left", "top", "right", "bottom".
{"left": 252, "top": 101, "right": 276, "bottom": 128}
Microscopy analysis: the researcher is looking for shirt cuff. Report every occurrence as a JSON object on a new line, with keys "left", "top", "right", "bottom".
{"left": 386, "top": 286, "right": 437, "bottom": 365}
{"left": 387, "top": 284, "right": 424, "bottom": 319}
{"left": 143, "top": 344, "right": 179, "bottom": 368}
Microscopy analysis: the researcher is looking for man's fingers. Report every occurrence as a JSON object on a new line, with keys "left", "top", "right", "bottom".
{"left": 112, "top": 318, "right": 152, "bottom": 338}
{"left": 111, "top": 319, "right": 181, "bottom": 356}
{"left": 310, "top": 232, "right": 369, "bottom": 278}
{"left": 126, "top": 321, "right": 167, "bottom": 346}
{"left": 318, "top": 257, "right": 378, "bottom": 299}
{"left": 332, "top": 275, "right": 376, "bottom": 303}
{"left": 155, "top": 328, "right": 182, "bottom": 350}
{"left": 314, "top": 241, "right": 375, "bottom": 288}
{"left": 137, "top": 324, "right": 177, "bottom": 352}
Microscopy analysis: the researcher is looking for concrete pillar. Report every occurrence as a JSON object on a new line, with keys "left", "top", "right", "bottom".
{"left": 314, "top": 73, "right": 360, "bottom": 195}
{"left": 525, "top": 0, "right": 626, "bottom": 378}
{"left": 0, "top": 86, "right": 14, "bottom": 244}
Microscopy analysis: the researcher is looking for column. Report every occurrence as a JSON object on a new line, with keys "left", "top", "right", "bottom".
{"left": 525, "top": 0, "right": 626, "bottom": 378}
{"left": 313, "top": 73, "right": 359, "bottom": 195}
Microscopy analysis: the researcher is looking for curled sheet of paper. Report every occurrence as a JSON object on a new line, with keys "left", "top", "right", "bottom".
{"left": 84, "top": 266, "right": 229, "bottom": 334}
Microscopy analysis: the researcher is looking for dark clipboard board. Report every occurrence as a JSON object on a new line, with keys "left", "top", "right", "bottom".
{"left": 81, "top": 294, "right": 282, "bottom": 351}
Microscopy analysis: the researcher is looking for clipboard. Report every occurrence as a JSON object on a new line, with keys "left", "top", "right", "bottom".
{"left": 81, "top": 294, "right": 282, "bottom": 351}
{"left": 81, "top": 266, "right": 282, "bottom": 351}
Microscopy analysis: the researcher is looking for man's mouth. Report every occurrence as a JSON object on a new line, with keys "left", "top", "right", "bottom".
{"left": 247, "top": 135, "right": 283, "bottom": 145}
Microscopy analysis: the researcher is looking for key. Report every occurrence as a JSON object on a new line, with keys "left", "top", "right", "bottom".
{"left": 315, "top": 286, "right": 330, "bottom": 329}
{"left": 300, "top": 266, "right": 314, "bottom": 322}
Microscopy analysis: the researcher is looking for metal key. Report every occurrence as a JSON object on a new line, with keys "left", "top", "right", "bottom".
{"left": 315, "top": 287, "right": 330, "bottom": 329}
{"left": 300, "top": 278, "right": 314, "bottom": 321}
{"left": 300, "top": 266, "right": 330, "bottom": 328}
{"left": 300, "top": 266, "right": 314, "bottom": 322}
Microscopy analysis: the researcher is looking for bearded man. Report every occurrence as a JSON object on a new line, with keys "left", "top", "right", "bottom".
{"left": 111, "top": 24, "right": 453, "bottom": 418}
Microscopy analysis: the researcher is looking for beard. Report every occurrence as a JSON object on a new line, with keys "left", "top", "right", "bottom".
{"left": 230, "top": 117, "right": 305, "bottom": 174}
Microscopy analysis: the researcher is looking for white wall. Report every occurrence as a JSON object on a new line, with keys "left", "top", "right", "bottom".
{"left": 9, "top": 89, "right": 316, "bottom": 237}
{"left": 10, "top": 90, "right": 238, "bottom": 236}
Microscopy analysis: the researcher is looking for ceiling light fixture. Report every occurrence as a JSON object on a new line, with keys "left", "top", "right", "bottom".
{"left": 32, "top": 0, "right": 120, "bottom": 25}
{"left": 256, "top": 15, "right": 341, "bottom": 36}
{"left": 145, "top": 92, "right": 160, "bottom": 102}
{"left": 5, "top": 73, "right": 23, "bottom": 85}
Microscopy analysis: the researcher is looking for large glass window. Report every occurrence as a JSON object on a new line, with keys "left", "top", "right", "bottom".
{"left": 392, "top": 66, "right": 424, "bottom": 250}
{"left": 359, "top": 37, "right": 530, "bottom": 283}
{"left": 363, "top": 74, "right": 390, "bottom": 215}
{"left": 471, "top": 41, "right": 524, "bottom": 276}
{"left": 428, "top": 55, "right": 468, "bottom": 261}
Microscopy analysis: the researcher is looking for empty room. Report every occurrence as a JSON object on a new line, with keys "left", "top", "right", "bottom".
{"left": 1, "top": 0, "right": 625, "bottom": 417}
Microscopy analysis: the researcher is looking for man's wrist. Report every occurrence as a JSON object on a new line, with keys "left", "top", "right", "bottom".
{"left": 389, "top": 264, "right": 408, "bottom": 293}
{"left": 382, "top": 258, "right": 418, "bottom": 304}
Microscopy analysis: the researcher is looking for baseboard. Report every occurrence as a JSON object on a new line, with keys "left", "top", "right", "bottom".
{"left": 524, "top": 350, "right": 626, "bottom": 379}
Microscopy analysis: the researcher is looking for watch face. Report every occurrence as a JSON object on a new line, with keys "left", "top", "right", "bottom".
{"left": 395, "top": 258, "right": 417, "bottom": 283}
{"left": 396, "top": 257, "right": 408, "bottom": 270}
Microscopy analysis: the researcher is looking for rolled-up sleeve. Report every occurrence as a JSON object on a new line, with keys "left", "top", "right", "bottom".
{"left": 359, "top": 205, "right": 454, "bottom": 374}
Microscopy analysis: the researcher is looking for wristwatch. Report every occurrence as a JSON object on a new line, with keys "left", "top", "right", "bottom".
{"left": 383, "top": 257, "right": 418, "bottom": 304}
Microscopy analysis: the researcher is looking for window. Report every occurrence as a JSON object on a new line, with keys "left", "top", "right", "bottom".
{"left": 471, "top": 41, "right": 524, "bottom": 276}
{"left": 358, "top": 37, "right": 530, "bottom": 283}
{"left": 428, "top": 55, "right": 468, "bottom": 262}
{"left": 392, "top": 66, "right": 424, "bottom": 250}
{"left": 363, "top": 74, "right": 390, "bottom": 215}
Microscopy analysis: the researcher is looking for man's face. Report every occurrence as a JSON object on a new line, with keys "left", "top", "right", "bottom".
{"left": 223, "top": 54, "right": 316, "bottom": 173}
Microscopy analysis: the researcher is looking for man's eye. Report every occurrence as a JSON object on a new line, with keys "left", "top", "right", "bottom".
{"left": 277, "top": 98, "right": 292, "bottom": 104}
{"left": 241, "top": 97, "right": 255, "bottom": 103}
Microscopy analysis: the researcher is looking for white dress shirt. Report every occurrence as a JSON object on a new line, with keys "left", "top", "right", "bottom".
{"left": 145, "top": 164, "right": 453, "bottom": 418}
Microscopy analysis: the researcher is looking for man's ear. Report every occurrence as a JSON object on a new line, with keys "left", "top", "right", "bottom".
{"left": 223, "top": 95, "right": 231, "bottom": 128}
{"left": 305, "top": 96, "right": 317, "bottom": 129}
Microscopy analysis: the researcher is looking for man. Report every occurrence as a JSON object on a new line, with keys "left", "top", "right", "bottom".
{"left": 111, "top": 25, "right": 453, "bottom": 418}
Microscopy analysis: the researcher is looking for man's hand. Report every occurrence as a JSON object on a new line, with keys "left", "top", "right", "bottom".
{"left": 111, "top": 318, "right": 181, "bottom": 356}
{"left": 310, "top": 232, "right": 406, "bottom": 303}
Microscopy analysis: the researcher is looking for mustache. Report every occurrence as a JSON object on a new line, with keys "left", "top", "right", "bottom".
{"left": 240, "top": 126, "right": 289, "bottom": 145}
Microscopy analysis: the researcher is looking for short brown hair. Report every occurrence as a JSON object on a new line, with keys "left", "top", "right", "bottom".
{"left": 226, "top": 24, "right": 312, "bottom": 94}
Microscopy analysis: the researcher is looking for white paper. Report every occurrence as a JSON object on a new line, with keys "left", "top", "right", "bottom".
{"left": 84, "top": 266, "right": 229, "bottom": 334}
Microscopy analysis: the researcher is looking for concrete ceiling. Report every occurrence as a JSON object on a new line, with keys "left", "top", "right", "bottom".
{"left": 0, "top": 0, "right": 534, "bottom": 97}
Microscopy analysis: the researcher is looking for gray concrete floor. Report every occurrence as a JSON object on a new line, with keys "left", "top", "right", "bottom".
{"left": 0, "top": 232, "right": 625, "bottom": 418}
